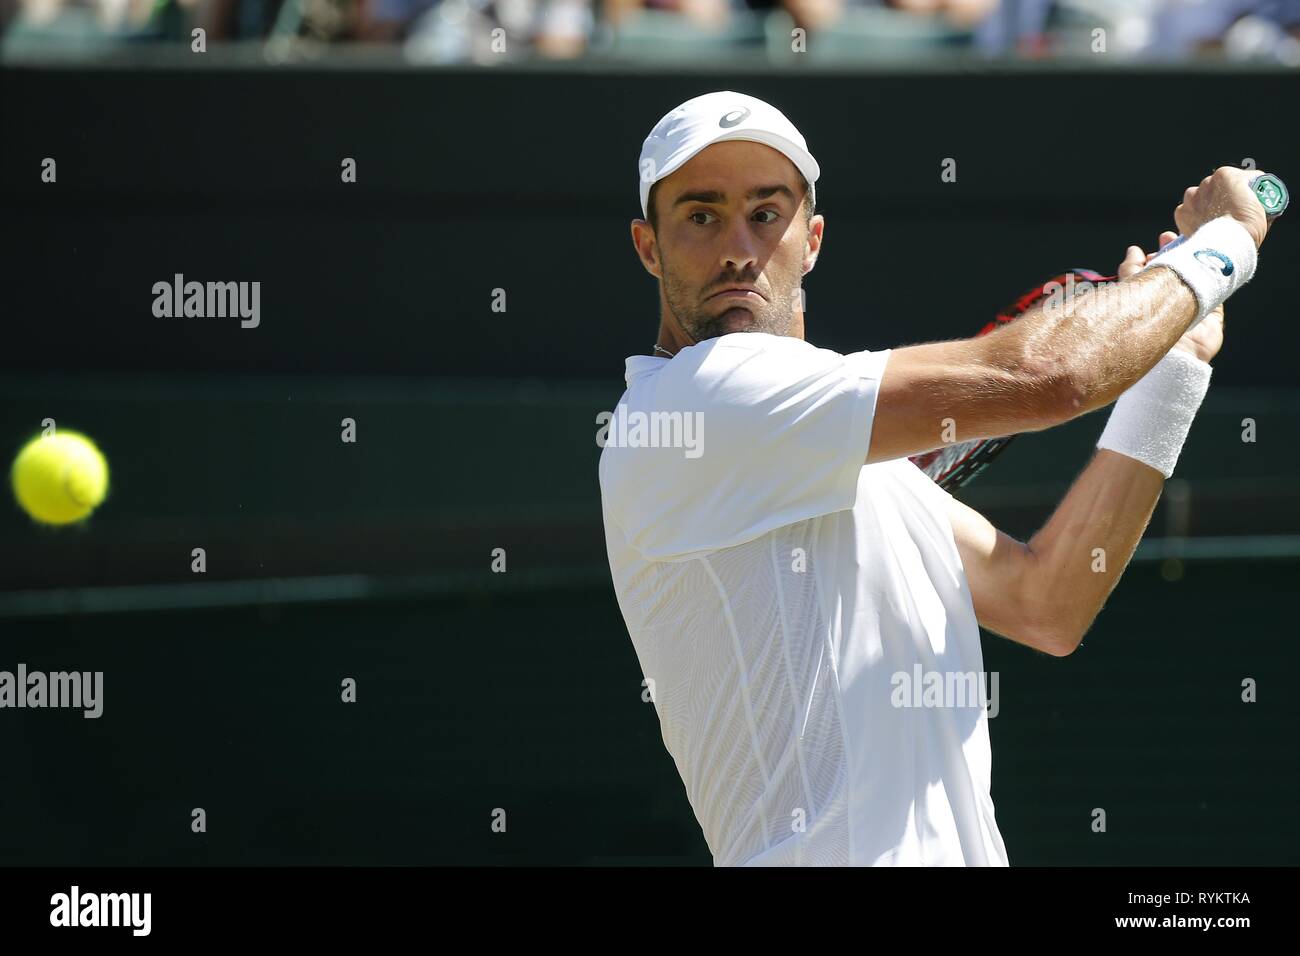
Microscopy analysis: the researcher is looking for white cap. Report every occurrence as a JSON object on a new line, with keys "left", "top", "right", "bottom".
{"left": 637, "top": 90, "right": 820, "bottom": 221}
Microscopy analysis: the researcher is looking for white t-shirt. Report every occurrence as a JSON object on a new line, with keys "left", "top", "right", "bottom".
{"left": 598, "top": 332, "right": 1009, "bottom": 866}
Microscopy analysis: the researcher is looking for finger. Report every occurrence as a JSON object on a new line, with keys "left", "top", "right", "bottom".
{"left": 1119, "top": 245, "right": 1145, "bottom": 278}
{"left": 1146, "top": 230, "right": 1181, "bottom": 263}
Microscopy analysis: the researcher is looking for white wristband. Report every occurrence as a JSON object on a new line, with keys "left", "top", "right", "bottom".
{"left": 1140, "top": 216, "right": 1257, "bottom": 329}
{"left": 1096, "top": 348, "right": 1212, "bottom": 478}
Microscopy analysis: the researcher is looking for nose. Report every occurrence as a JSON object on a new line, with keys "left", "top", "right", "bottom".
{"left": 718, "top": 214, "right": 761, "bottom": 276}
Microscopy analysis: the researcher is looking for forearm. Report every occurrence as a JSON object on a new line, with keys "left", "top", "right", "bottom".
{"left": 991, "top": 215, "right": 1256, "bottom": 421}
{"left": 1025, "top": 448, "right": 1165, "bottom": 651}
{"left": 987, "top": 266, "right": 1199, "bottom": 420}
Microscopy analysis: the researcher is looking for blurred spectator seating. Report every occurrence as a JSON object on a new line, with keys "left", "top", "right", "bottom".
{"left": 765, "top": 3, "right": 981, "bottom": 61}
{"left": 597, "top": 0, "right": 765, "bottom": 58}
{"left": 4, "top": 0, "right": 1299, "bottom": 65}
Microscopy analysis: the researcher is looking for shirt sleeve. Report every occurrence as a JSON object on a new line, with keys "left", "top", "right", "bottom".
{"left": 603, "top": 333, "right": 891, "bottom": 561}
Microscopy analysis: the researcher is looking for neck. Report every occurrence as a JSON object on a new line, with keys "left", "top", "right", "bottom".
{"left": 653, "top": 311, "right": 809, "bottom": 356}
{"left": 654, "top": 322, "right": 693, "bottom": 358}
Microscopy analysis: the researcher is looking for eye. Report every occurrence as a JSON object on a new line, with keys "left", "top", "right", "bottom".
{"left": 754, "top": 209, "right": 782, "bottom": 224}
{"left": 689, "top": 211, "right": 717, "bottom": 225}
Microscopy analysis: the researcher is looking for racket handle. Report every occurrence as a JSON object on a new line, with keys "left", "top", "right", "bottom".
{"left": 1250, "top": 173, "right": 1289, "bottom": 219}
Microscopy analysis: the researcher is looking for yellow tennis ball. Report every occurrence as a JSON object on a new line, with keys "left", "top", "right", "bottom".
{"left": 10, "top": 431, "right": 109, "bottom": 526}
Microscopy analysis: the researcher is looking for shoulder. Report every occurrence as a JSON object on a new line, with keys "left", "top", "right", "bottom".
{"left": 671, "top": 333, "right": 868, "bottom": 397}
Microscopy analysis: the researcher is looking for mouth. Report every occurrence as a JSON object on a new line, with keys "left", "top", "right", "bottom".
{"left": 708, "top": 287, "right": 764, "bottom": 302}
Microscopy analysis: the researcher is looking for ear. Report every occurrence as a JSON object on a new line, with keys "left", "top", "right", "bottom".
{"left": 801, "top": 213, "right": 825, "bottom": 276}
{"left": 631, "top": 219, "right": 662, "bottom": 278}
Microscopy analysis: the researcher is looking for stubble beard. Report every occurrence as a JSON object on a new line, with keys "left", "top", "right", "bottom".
{"left": 660, "top": 250, "right": 798, "bottom": 345}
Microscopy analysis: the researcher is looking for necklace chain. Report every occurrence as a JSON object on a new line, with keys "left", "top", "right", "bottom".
{"left": 653, "top": 344, "right": 677, "bottom": 358}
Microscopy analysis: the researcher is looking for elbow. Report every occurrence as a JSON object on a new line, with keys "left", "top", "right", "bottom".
{"left": 1019, "top": 601, "right": 1088, "bottom": 657}
{"left": 1015, "top": 544, "right": 1093, "bottom": 657}
{"left": 1021, "top": 350, "right": 1091, "bottom": 428}
{"left": 1042, "top": 629, "right": 1083, "bottom": 658}
{"left": 1039, "top": 617, "right": 1091, "bottom": 657}
{"left": 976, "top": 334, "right": 1090, "bottom": 429}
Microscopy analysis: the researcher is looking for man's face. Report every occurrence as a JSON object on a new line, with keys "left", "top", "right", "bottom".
{"left": 637, "top": 140, "right": 822, "bottom": 344}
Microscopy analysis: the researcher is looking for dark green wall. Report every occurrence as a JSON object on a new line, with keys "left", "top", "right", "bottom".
{"left": 2, "top": 558, "right": 1297, "bottom": 866}
{"left": 2, "top": 64, "right": 1298, "bottom": 865}
{"left": 2, "top": 65, "right": 1299, "bottom": 384}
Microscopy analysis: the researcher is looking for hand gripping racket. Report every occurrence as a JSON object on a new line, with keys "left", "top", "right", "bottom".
{"left": 1147, "top": 172, "right": 1288, "bottom": 263}
{"left": 912, "top": 172, "right": 1287, "bottom": 492}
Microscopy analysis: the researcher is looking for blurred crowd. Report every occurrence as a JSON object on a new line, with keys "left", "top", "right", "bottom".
{"left": 3, "top": 0, "right": 1300, "bottom": 62}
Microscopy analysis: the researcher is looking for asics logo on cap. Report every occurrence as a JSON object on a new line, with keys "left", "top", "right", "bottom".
{"left": 719, "top": 107, "right": 751, "bottom": 128}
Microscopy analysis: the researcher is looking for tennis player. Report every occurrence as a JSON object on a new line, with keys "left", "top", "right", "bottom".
{"left": 598, "top": 91, "right": 1273, "bottom": 866}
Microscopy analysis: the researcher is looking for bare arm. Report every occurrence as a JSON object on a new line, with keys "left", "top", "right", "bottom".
{"left": 867, "top": 266, "right": 1198, "bottom": 464}
{"left": 946, "top": 230, "right": 1228, "bottom": 655}
{"left": 867, "top": 166, "right": 1270, "bottom": 465}
{"left": 947, "top": 450, "right": 1164, "bottom": 656}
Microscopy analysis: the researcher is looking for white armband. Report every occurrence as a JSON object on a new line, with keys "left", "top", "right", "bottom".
{"left": 1141, "top": 216, "right": 1257, "bottom": 329}
{"left": 1096, "top": 348, "right": 1212, "bottom": 478}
